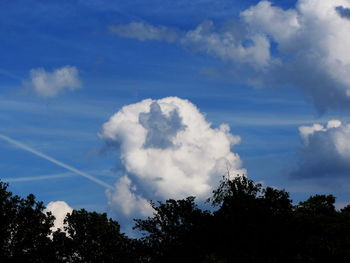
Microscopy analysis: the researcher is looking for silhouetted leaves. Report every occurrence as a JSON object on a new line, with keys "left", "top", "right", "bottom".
{"left": 0, "top": 181, "right": 55, "bottom": 262}
{"left": 53, "top": 209, "right": 133, "bottom": 263}
{"left": 2, "top": 175, "right": 350, "bottom": 262}
{"left": 134, "top": 197, "right": 212, "bottom": 262}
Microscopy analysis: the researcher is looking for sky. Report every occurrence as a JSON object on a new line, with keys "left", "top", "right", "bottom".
{"left": 2, "top": 0, "right": 350, "bottom": 231}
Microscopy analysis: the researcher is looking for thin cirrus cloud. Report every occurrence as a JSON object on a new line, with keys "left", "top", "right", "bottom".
{"left": 100, "top": 97, "right": 245, "bottom": 218}
{"left": 109, "top": 22, "right": 179, "bottom": 43}
{"left": 110, "top": 0, "right": 350, "bottom": 112}
{"left": 292, "top": 120, "right": 350, "bottom": 179}
{"left": 27, "top": 66, "right": 82, "bottom": 98}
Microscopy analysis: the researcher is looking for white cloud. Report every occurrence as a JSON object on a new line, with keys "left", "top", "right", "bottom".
{"left": 100, "top": 97, "right": 245, "bottom": 217}
{"left": 106, "top": 176, "right": 153, "bottom": 217}
{"left": 241, "top": 1, "right": 300, "bottom": 44}
{"left": 181, "top": 20, "right": 272, "bottom": 68}
{"left": 240, "top": 0, "right": 350, "bottom": 111}
{"left": 109, "top": 22, "right": 178, "bottom": 42}
{"left": 111, "top": 0, "right": 350, "bottom": 111}
{"left": 299, "top": 124, "right": 325, "bottom": 144}
{"left": 28, "top": 66, "right": 81, "bottom": 97}
{"left": 294, "top": 120, "right": 350, "bottom": 178}
{"left": 45, "top": 201, "right": 73, "bottom": 233}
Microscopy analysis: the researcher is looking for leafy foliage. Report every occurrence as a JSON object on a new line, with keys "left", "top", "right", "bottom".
{"left": 53, "top": 209, "right": 131, "bottom": 262}
{"left": 2, "top": 175, "right": 350, "bottom": 262}
{"left": 0, "top": 181, "right": 55, "bottom": 262}
{"left": 134, "top": 197, "right": 211, "bottom": 262}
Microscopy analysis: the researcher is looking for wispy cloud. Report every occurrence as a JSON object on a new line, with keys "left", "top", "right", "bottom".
{"left": 111, "top": 0, "right": 350, "bottom": 112}
{"left": 109, "top": 22, "right": 178, "bottom": 42}
{"left": 26, "top": 66, "right": 82, "bottom": 98}
{"left": 0, "top": 95, "right": 124, "bottom": 120}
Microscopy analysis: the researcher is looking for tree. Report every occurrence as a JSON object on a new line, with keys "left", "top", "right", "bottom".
{"left": 3, "top": 174, "right": 350, "bottom": 262}
{"left": 293, "top": 194, "right": 350, "bottom": 262}
{"left": 0, "top": 181, "right": 55, "bottom": 262}
{"left": 54, "top": 209, "right": 132, "bottom": 263}
{"left": 134, "top": 197, "right": 212, "bottom": 263}
{"left": 208, "top": 175, "right": 294, "bottom": 263}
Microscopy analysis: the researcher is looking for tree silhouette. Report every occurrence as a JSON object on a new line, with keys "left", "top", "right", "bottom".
{"left": 208, "top": 175, "right": 295, "bottom": 262}
{"left": 0, "top": 181, "right": 55, "bottom": 262}
{"left": 2, "top": 174, "right": 350, "bottom": 262}
{"left": 134, "top": 197, "right": 212, "bottom": 263}
{"left": 54, "top": 209, "right": 132, "bottom": 263}
{"left": 293, "top": 194, "right": 350, "bottom": 262}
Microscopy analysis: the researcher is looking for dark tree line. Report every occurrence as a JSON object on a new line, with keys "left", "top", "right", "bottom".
{"left": 1, "top": 176, "right": 350, "bottom": 262}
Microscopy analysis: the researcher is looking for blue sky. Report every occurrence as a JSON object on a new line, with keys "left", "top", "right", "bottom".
{"left": 2, "top": 0, "right": 350, "bottom": 229}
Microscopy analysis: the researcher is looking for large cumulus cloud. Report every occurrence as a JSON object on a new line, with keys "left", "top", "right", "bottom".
{"left": 100, "top": 97, "right": 245, "bottom": 217}
{"left": 293, "top": 120, "right": 350, "bottom": 178}
{"left": 110, "top": 0, "right": 350, "bottom": 112}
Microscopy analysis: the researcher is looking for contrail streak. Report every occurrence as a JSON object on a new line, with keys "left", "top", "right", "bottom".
{"left": 2, "top": 172, "right": 75, "bottom": 183}
{"left": 0, "top": 134, "right": 113, "bottom": 190}
{"left": 0, "top": 68, "right": 22, "bottom": 80}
